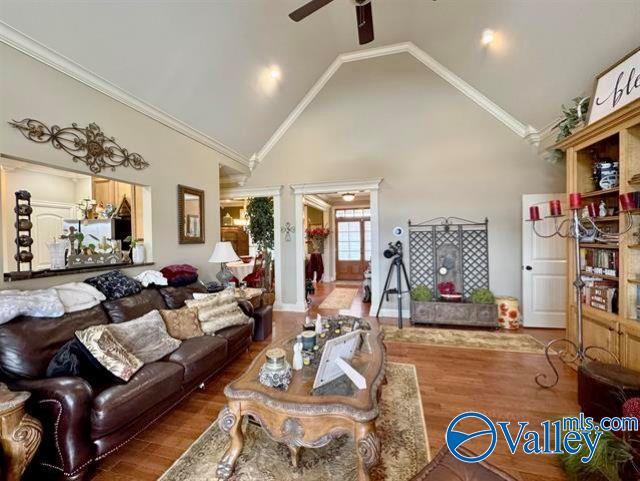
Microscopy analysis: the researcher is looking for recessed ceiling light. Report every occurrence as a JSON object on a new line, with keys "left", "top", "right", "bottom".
{"left": 342, "top": 193, "right": 356, "bottom": 202}
{"left": 481, "top": 29, "right": 495, "bottom": 46}
{"left": 269, "top": 66, "right": 281, "bottom": 80}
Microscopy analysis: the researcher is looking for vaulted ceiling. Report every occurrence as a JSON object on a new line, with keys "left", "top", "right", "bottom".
{"left": 1, "top": 0, "right": 638, "bottom": 164}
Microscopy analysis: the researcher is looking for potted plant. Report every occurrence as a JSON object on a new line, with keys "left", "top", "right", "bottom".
{"left": 305, "top": 227, "right": 330, "bottom": 253}
{"left": 246, "top": 197, "right": 275, "bottom": 305}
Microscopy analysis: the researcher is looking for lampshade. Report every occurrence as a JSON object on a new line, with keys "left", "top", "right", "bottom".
{"left": 209, "top": 241, "right": 240, "bottom": 263}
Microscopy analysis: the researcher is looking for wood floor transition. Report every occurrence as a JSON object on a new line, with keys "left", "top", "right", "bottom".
{"left": 91, "top": 282, "right": 576, "bottom": 481}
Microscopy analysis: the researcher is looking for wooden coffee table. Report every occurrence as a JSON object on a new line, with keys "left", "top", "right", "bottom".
{"left": 216, "top": 320, "right": 386, "bottom": 481}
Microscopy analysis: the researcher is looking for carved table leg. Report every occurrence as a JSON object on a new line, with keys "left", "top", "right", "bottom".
{"left": 216, "top": 404, "right": 244, "bottom": 480}
{"left": 287, "top": 444, "right": 301, "bottom": 468}
{"left": 354, "top": 422, "right": 380, "bottom": 481}
{"left": 0, "top": 405, "right": 43, "bottom": 481}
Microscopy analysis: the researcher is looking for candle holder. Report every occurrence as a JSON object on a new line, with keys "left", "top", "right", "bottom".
{"left": 529, "top": 195, "right": 632, "bottom": 389}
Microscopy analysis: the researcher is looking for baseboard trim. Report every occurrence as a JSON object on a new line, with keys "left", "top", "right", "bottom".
{"left": 273, "top": 302, "right": 307, "bottom": 313}
{"left": 377, "top": 308, "right": 411, "bottom": 319}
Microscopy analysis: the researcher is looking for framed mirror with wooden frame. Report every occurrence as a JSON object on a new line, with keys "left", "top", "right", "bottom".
{"left": 178, "top": 185, "right": 205, "bottom": 244}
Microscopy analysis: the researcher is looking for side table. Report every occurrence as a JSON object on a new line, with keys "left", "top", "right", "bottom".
{"left": 0, "top": 383, "right": 42, "bottom": 481}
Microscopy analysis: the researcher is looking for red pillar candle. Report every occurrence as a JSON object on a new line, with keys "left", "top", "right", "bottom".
{"left": 587, "top": 202, "right": 598, "bottom": 218}
{"left": 620, "top": 193, "right": 635, "bottom": 212}
{"left": 549, "top": 199, "right": 562, "bottom": 216}
{"left": 529, "top": 205, "right": 541, "bottom": 221}
{"left": 569, "top": 192, "right": 582, "bottom": 209}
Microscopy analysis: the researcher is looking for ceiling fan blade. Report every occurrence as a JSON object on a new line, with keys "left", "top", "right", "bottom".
{"left": 289, "top": 0, "right": 335, "bottom": 22}
{"left": 356, "top": 2, "right": 374, "bottom": 45}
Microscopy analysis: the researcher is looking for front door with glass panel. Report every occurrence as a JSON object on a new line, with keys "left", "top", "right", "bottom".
{"left": 336, "top": 209, "right": 371, "bottom": 281}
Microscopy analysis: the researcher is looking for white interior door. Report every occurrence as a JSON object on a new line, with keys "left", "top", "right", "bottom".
{"left": 30, "top": 201, "right": 77, "bottom": 270}
{"left": 522, "top": 194, "right": 567, "bottom": 328}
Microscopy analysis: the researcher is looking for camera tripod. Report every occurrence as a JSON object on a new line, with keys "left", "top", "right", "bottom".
{"left": 375, "top": 254, "right": 411, "bottom": 329}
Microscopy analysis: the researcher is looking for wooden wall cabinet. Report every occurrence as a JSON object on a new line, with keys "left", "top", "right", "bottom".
{"left": 221, "top": 226, "right": 249, "bottom": 256}
{"left": 92, "top": 178, "right": 144, "bottom": 240}
{"left": 558, "top": 98, "right": 640, "bottom": 371}
{"left": 620, "top": 322, "right": 640, "bottom": 369}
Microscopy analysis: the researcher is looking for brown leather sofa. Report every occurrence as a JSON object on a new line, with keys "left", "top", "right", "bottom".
{"left": 0, "top": 282, "right": 257, "bottom": 481}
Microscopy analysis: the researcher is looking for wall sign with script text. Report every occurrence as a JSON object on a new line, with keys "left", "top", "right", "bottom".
{"left": 588, "top": 47, "right": 640, "bottom": 124}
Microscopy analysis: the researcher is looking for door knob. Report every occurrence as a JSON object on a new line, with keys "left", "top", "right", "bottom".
{"left": 524, "top": 265, "right": 533, "bottom": 271}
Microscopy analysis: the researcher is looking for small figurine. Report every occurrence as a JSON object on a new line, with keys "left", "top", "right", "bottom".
{"left": 292, "top": 335, "right": 303, "bottom": 371}
{"left": 315, "top": 313, "right": 323, "bottom": 334}
{"left": 598, "top": 200, "right": 607, "bottom": 218}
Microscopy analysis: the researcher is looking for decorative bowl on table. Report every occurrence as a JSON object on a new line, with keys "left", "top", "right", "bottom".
{"left": 440, "top": 293, "right": 463, "bottom": 302}
{"left": 240, "top": 256, "right": 253, "bottom": 264}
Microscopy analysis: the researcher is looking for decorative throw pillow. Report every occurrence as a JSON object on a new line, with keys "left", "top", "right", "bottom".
{"left": 106, "top": 310, "right": 181, "bottom": 363}
{"left": 52, "top": 282, "right": 107, "bottom": 313}
{"left": 185, "top": 291, "right": 250, "bottom": 335}
{"left": 0, "top": 289, "right": 65, "bottom": 325}
{"left": 159, "top": 308, "right": 205, "bottom": 340}
{"left": 75, "top": 325, "right": 143, "bottom": 382}
{"left": 161, "top": 264, "right": 199, "bottom": 287}
{"left": 84, "top": 271, "right": 142, "bottom": 301}
{"left": 46, "top": 337, "right": 128, "bottom": 385}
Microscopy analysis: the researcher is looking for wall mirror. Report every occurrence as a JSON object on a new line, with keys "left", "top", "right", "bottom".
{"left": 0, "top": 155, "right": 151, "bottom": 280}
{"left": 178, "top": 185, "right": 205, "bottom": 244}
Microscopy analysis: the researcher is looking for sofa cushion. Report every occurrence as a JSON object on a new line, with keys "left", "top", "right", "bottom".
{"left": 216, "top": 323, "right": 253, "bottom": 353}
{"left": 158, "top": 282, "right": 207, "bottom": 309}
{"left": 102, "top": 289, "right": 167, "bottom": 323}
{"left": 75, "top": 326, "right": 143, "bottom": 382}
{"left": 165, "top": 336, "right": 227, "bottom": 383}
{"left": 91, "top": 361, "right": 184, "bottom": 438}
{"left": 0, "top": 288, "right": 65, "bottom": 325}
{"left": 85, "top": 270, "right": 142, "bottom": 300}
{"left": 106, "top": 310, "right": 181, "bottom": 363}
{"left": 160, "top": 265, "right": 199, "bottom": 287}
{"left": 0, "top": 305, "right": 110, "bottom": 379}
{"left": 185, "top": 290, "right": 250, "bottom": 335}
{"left": 160, "top": 308, "right": 204, "bottom": 340}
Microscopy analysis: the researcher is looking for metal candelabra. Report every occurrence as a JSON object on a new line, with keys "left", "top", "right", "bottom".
{"left": 530, "top": 205, "right": 633, "bottom": 389}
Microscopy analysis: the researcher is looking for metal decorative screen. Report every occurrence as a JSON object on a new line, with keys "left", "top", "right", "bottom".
{"left": 408, "top": 217, "right": 489, "bottom": 298}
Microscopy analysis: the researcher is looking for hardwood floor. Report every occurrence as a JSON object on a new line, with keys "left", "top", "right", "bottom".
{"left": 91, "top": 282, "right": 577, "bottom": 481}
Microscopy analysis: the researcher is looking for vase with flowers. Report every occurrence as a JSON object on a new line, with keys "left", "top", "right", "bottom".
{"left": 305, "top": 227, "right": 330, "bottom": 253}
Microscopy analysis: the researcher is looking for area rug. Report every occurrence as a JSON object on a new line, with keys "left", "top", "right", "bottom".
{"left": 382, "top": 326, "right": 546, "bottom": 354}
{"left": 319, "top": 287, "right": 359, "bottom": 309}
{"left": 159, "top": 363, "right": 430, "bottom": 481}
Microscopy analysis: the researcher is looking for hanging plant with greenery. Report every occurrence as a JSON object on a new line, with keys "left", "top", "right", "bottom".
{"left": 246, "top": 197, "right": 274, "bottom": 292}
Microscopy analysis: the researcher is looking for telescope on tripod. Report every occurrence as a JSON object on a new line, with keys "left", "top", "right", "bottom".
{"left": 375, "top": 240, "right": 411, "bottom": 329}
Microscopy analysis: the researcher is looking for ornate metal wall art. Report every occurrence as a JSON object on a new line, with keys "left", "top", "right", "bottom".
{"left": 8, "top": 119, "right": 149, "bottom": 174}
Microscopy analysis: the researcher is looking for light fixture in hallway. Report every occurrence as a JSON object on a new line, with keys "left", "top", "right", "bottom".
{"left": 342, "top": 192, "right": 355, "bottom": 202}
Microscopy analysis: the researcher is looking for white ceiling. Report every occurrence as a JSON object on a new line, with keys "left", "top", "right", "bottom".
{"left": 1, "top": 0, "right": 639, "bottom": 161}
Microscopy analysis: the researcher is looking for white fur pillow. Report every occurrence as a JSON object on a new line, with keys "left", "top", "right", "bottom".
{"left": 52, "top": 282, "right": 106, "bottom": 313}
{"left": 0, "top": 289, "right": 65, "bottom": 325}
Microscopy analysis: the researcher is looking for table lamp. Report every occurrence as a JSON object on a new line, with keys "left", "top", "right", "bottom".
{"left": 209, "top": 241, "right": 240, "bottom": 286}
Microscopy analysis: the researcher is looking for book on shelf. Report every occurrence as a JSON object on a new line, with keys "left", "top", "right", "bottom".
{"left": 580, "top": 248, "right": 618, "bottom": 277}
{"left": 582, "top": 277, "right": 617, "bottom": 313}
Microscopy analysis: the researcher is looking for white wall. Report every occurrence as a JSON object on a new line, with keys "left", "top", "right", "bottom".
{"left": 0, "top": 43, "right": 235, "bottom": 289}
{"left": 244, "top": 53, "right": 565, "bottom": 307}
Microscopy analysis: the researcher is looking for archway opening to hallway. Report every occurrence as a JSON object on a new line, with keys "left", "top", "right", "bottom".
{"left": 291, "top": 179, "right": 382, "bottom": 318}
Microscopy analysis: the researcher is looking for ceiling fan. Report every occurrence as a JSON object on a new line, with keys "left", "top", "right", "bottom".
{"left": 289, "top": 0, "right": 374, "bottom": 45}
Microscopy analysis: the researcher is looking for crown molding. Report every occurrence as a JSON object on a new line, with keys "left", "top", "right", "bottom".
{"left": 220, "top": 173, "right": 249, "bottom": 187}
{"left": 254, "top": 41, "right": 540, "bottom": 165}
{"left": 0, "top": 21, "right": 250, "bottom": 168}
{"left": 290, "top": 178, "right": 382, "bottom": 195}
{"left": 303, "top": 194, "right": 331, "bottom": 211}
{"left": 220, "top": 185, "right": 283, "bottom": 199}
